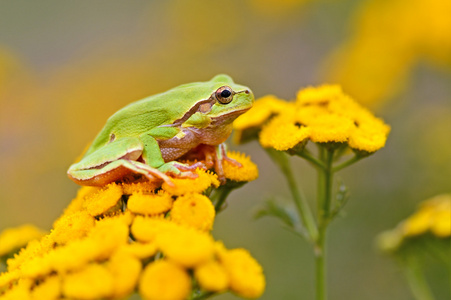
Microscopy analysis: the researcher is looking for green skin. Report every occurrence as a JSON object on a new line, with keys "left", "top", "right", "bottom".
{"left": 67, "top": 74, "right": 254, "bottom": 186}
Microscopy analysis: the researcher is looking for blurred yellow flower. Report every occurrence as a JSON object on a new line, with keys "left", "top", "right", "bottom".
{"left": 195, "top": 260, "right": 229, "bottom": 292}
{"left": 116, "top": 242, "right": 157, "bottom": 260}
{"left": 218, "top": 248, "right": 265, "bottom": 299}
{"left": 108, "top": 251, "right": 142, "bottom": 299}
{"left": 0, "top": 225, "right": 46, "bottom": 257}
{"left": 156, "top": 225, "right": 215, "bottom": 268}
{"left": 378, "top": 194, "right": 451, "bottom": 253}
{"left": 402, "top": 194, "right": 451, "bottom": 238}
{"left": 170, "top": 193, "right": 215, "bottom": 231}
{"left": 62, "top": 263, "right": 114, "bottom": 300}
{"left": 30, "top": 275, "right": 60, "bottom": 300}
{"left": 139, "top": 260, "right": 190, "bottom": 300}
{"left": 131, "top": 216, "right": 176, "bottom": 243}
{"left": 127, "top": 191, "right": 173, "bottom": 215}
{"left": 326, "top": 0, "right": 451, "bottom": 106}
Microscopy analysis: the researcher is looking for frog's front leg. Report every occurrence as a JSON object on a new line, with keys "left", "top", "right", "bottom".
{"left": 140, "top": 131, "right": 206, "bottom": 179}
{"left": 195, "top": 143, "right": 242, "bottom": 184}
{"left": 67, "top": 137, "right": 172, "bottom": 186}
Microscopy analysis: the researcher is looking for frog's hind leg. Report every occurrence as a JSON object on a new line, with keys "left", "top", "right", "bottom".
{"left": 68, "top": 137, "right": 173, "bottom": 186}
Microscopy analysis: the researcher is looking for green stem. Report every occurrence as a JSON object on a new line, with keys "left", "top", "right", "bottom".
{"left": 404, "top": 256, "right": 435, "bottom": 300}
{"left": 332, "top": 155, "right": 362, "bottom": 172}
{"left": 298, "top": 151, "right": 326, "bottom": 170}
{"left": 213, "top": 187, "right": 233, "bottom": 212}
{"left": 315, "top": 231, "right": 326, "bottom": 300}
{"left": 315, "top": 147, "right": 335, "bottom": 300}
{"left": 266, "top": 149, "right": 318, "bottom": 242}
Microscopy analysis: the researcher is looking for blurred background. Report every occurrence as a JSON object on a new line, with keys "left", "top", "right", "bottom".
{"left": 0, "top": 0, "right": 450, "bottom": 299}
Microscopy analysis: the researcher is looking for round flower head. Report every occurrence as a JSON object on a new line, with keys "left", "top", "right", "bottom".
{"left": 260, "top": 113, "right": 310, "bottom": 151}
{"left": 62, "top": 263, "right": 114, "bottom": 300}
{"left": 127, "top": 191, "right": 173, "bottom": 215}
{"left": 223, "top": 151, "right": 259, "bottom": 182}
{"left": 194, "top": 259, "right": 229, "bottom": 292}
{"left": 162, "top": 168, "right": 219, "bottom": 196}
{"left": 170, "top": 193, "right": 215, "bottom": 231}
{"left": 0, "top": 224, "right": 46, "bottom": 257}
{"left": 51, "top": 211, "right": 95, "bottom": 245}
{"left": 156, "top": 225, "right": 215, "bottom": 268}
{"left": 218, "top": 248, "right": 265, "bottom": 299}
{"left": 108, "top": 251, "right": 142, "bottom": 299}
{"left": 131, "top": 216, "right": 177, "bottom": 243}
{"left": 85, "top": 183, "right": 123, "bottom": 217}
{"left": 139, "top": 260, "right": 190, "bottom": 300}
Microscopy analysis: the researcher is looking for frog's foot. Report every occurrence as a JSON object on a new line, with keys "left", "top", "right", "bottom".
{"left": 202, "top": 143, "right": 243, "bottom": 184}
{"left": 128, "top": 160, "right": 175, "bottom": 186}
{"left": 68, "top": 159, "right": 174, "bottom": 187}
{"left": 158, "top": 161, "right": 207, "bottom": 179}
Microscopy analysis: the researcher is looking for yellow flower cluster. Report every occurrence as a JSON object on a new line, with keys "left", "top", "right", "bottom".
{"left": 378, "top": 194, "right": 451, "bottom": 253}
{"left": 234, "top": 85, "right": 390, "bottom": 154}
{"left": 326, "top": 0, "right": 451, "bottom": 106}
{"left": 0, "top": 225, "right": 46, "bottom": 258}
{"left": 0, "top": 152, "right": 264, "bottom": 300}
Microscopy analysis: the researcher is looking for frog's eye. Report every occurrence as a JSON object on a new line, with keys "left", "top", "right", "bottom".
{"left": 215, "top": 86, "right": 234, "bottom": 104}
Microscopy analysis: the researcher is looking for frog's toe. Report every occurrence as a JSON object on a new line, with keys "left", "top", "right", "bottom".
{"left": 172, "top": 161, "right": 207, "bottom": 171}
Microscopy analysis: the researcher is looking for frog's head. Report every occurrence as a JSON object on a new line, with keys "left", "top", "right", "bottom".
{"left": 207, "top": 74, "right": 254, "bottom": 123}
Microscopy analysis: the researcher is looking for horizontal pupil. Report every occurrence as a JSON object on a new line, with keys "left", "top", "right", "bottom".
{"left": 221, "top": 90, "right": 232, "bottom": 98}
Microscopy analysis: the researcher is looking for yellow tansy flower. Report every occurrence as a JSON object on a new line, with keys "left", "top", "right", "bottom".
{"left": 139, "top": 260, "right": 190, "bottom": 300}
{"left": 63, "top": 186, "right": 101, "bottom": 215}
{"left": 6, "top": 235, "right": 54, "bottom": 272}
{"left": 0, "top": 278, "right": 32, "bottom": 300}
{"left": 0, "top": 225, "right": 46, "bottom": 257}
{"left": 234, "top": 95, "right": 294, "bottom": 144}
{"left": 402, "top": 194, "right": 451, "bottom": 238}
{"left": 127, "top": 191, "right": 173, "bottom": 215}
{"left": 156, "top": 225, "right": 215, "bottom": 268}
{"left": 121, "top": 180, "right": 162, "bottom": 195}
{"left": 108, "top": 251, "right": 142, "bottom": 299}
{"left": 0, "top": 269, "right": 20, "bottom": 290}
{"left": 218, "top": 248, "right": 265, "bottom": 299}
{"left": 170, "top": 193, "right": 215, "bottom": 231}
{"left": 162, "top": 168, "right": 219, "bottom": 195}
{"left": 131, "top": 216, "right": 177, "bottom": 243}
{"left": 62, "top": 263, "right": 114, "bottom": 300}
{"left": 378, "top": 194, "right": 451, "bottom": 253}
{"left": 117, "top": 242, "right": 157, "bottom": 260}
{"left": 194, "top": 260, "right": 229, "bottom": 292}
{"left": 223, "top": 151, "right": 259, "bottom": 182}
{"left": 85, "top": 183, "right": 123, "bottom": 217}
{"left": 260, "top": 114, "right": 310, "bottom": 151}
{"left": 259, "top": 85, "right": 390, "bottom": 154}
{"left": 51, "top": 211, "right": 95, "bottom": 245}
{"left": 30, "top": 275, "right": 60, "bottom": 300}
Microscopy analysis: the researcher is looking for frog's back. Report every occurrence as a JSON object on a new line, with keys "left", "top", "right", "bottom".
{"left": 84, "top": 75, "right": 237, "bottom": 156}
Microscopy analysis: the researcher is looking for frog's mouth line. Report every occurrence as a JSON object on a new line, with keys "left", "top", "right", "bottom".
{"left": 212, "top": 107, "right": 251, "bottom": 121}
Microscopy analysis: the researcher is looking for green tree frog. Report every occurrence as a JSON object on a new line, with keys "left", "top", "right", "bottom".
{"left": 67, "top": 74, "right": 254, "bottom": 186}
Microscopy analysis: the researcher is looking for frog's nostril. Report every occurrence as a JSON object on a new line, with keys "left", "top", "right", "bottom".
{"left": 244, "top": 90, "right": 250, "bottom": 94}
